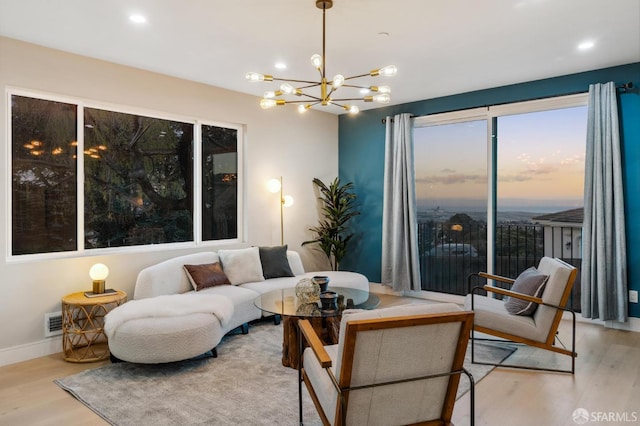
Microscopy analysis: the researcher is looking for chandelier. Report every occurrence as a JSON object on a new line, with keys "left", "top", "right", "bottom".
{"left": 245, "top": 0, "right": 397, "bottom": 114}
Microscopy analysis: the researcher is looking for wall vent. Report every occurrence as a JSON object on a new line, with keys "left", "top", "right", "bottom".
{"left": 45, "top": 312, "right": 63, "bottom": 337}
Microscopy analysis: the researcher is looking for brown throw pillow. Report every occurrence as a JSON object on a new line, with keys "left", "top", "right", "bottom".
{"left": 504, "top": 266, "right": 549, "bottom": 316}
{"left": 183, "top": 262, "right": 230, "bottom": 291}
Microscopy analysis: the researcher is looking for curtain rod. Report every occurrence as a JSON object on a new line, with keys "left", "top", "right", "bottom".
{"left": 381, "top": 114, "right": 415, "bottom": 124}
{"left": 380, "top": 82, "right": 634, "bottom": 124}
{"left": 617, "top": 81, "right": 634, "bottom": 91}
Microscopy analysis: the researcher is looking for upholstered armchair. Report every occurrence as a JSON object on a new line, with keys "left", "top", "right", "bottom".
{"left": 298, "top": 303, "right": 474, "bottom": 426}
{"left": 464, "top": 257, "right": 578, "bottom": 373}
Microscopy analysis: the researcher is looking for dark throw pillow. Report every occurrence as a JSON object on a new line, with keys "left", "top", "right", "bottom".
{"left": 183, "top": 262, "right": 230, "bottom": 291}
{"left": 504, "top": 266, "right": 549, "bottom": 316}
{"left": 259, "top": 245, "right": 294, "bottom": 279}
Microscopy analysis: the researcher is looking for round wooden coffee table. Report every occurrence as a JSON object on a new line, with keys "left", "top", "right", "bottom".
{"left": 254, "top": 287, "right": 379, "bottom": 368}
{"left": 61, "top": 290, "right": 127, "bottom": 362}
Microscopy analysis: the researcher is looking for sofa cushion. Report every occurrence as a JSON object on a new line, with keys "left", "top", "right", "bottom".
{"left": 218, "top": 247, "right": 265, "bottom": 285}
{"left": 286, "top": 251, "right": 305, "bottom": 275}
{"left": 134, "top": 251, "right": 219, "bottom": 299}
{"left": 505, "top": 267, "right": 548, "bottom": 316}
{"left": 259, "top": 245, "right": 294, "bottom": 279}
{"left": 183, "top": 262, "right": 230, "bottom": 291}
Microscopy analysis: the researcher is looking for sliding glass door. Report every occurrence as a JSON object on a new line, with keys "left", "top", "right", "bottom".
{"left": 414, "top": 95, "right": 587, "bottom": 303}
{"left": 414, "top": 118, "right": 488, "bottom": 295}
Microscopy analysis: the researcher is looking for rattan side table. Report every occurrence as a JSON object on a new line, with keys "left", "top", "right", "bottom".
{"left": 61, "top": 290, "right": 127, "bottom": 362}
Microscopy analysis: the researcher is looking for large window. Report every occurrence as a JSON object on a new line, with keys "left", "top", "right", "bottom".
{"left": 9, "top": 92, "right": 241, "bottom": 258}
{"left": 414, "top": 95, "right": 587, "bottom": 303}
{"left": 11, "top": 96, "right": 78, "bottom": 255}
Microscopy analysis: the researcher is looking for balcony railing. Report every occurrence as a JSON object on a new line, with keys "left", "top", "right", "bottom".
{"left": 418, "top": 221, "right": 582, "bottom": 312}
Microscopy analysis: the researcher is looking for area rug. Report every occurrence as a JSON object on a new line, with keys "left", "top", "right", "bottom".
{"left": 55, "top": 322, "right": 514, "bottom": 426}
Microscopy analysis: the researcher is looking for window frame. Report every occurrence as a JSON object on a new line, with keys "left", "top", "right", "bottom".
{"left": 413, "top": 93, "right": 588, "bottom": 275}
{"left": 6, "top": 88, "right": 244, "bottom": 262}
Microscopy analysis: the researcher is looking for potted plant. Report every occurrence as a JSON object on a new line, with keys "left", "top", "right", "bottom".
{"left": 303, "top": 177, "right": 360, "bottom": 271}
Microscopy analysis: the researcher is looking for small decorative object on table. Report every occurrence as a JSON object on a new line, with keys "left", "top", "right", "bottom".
{"left": 312, "top": 275, "right": 330, "bottom": 292}
{"left": 295, "top": 278, "right": 320, "bottom": 304}
{"left": 320, "top": 291, "right": 338, "bottom": 311}
{"left": 296, "top": 303, "right": 321, "bottom": 316}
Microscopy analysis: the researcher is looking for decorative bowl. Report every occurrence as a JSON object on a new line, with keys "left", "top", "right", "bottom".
{"left": 312, "top": 276, "right": 330, "bottom": 292}
{"left": 320, "top": 291, "right": 338, "bottom": 311}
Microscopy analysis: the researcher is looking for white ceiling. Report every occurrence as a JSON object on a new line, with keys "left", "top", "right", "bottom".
{"left": 1, "top": 0, "right": 639, "bottom": 114}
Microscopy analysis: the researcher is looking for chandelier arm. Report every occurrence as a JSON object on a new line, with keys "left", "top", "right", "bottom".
{"left": 331, "top": 97, "right": 370, "bottom": 101}
{"left": 327, "top": 100, "right": 349, "bottom": 108}
{"left": 284, "top": 99, "right": 322, "bottom": 104}
{"left": 289, "top": 92, "right": 323, "bottom": 101}
{"left": 296, "top": 83, "right": 322, "bottom": 90}
{"left": 343, "top": 73, "right": 373, "bottom": 81}
{"left": 341, "top": 84, "right": 371, "bottom": 89}
{"left": 272, "top": 77, "right": 320, "bottom": 85}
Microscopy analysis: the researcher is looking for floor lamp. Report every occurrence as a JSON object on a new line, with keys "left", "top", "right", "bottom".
{"left": 267, "top": 177, "right": 294, "bottom": 245}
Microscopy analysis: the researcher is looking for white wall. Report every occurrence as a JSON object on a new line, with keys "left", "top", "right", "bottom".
{"left": 0, "top": 37, "right": 338, "bottom": 365}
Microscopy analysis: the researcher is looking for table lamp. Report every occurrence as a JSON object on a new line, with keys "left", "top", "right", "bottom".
{"left": 89, "top": 263, "right": 109, "bottom": 294}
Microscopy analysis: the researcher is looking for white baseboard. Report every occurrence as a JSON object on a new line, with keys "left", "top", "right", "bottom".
{"left": 605, "top": 316, "right": 640, "bottom": 332}
{"left": 0, "top": 337, "right": 62, "bottom": 367}
{"left": 370, "top": 282, "right": 464, "bottom": 305}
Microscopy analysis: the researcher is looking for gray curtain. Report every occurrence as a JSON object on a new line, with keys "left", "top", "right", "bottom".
{"left": 381, "top": 113, "right": 421, "bottom": 292}
{"left": 581, "top": 82, "right": 628, "bottom": 322}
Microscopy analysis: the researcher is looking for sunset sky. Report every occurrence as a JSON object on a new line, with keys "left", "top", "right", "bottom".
{"left": 414, "top": 105, "right": 587, "bottom": 212}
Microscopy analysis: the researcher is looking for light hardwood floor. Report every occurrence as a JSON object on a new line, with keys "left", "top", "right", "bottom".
{"left": 1, "top": 294, "right": 639, "bottom": 426}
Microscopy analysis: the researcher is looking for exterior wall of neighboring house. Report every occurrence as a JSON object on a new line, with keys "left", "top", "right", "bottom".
{"left": 539, "top": 222, "right": 583, "bottom": 260}
{"left": 533, "top": 208, "right": 584, "bottom": 260}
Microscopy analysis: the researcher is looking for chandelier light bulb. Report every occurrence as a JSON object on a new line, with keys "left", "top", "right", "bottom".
{"left": 310, "top": 54, "right": 323, "bottom": 69}
{"left": 379, "top": 65, "right": 398, "bottom": 77}
{"left": 264, "top": 90, "right": 282, "bottom": 99}
{"left": 332, "top": 74, "right": 345, "bottom": 88}
{"left": 365, "top": 93, "right": 391, "bottom": 104}
{"left": 262, "top": 99, "right": 285, "bottom": 108}
{"left": 260, "top": 98, "right": 277, "bottom": 109}
{"left": 281, "top": 83, "right": 302, "bottom": 95}
{"left": 370, "top": 65, "right": 398, "bottom": 77}
{"left": 246, "top": 72, "right": 268, "bottom": 82}
{"left": 373, "top": 93, "right": 391, "bottom": 104}
{"left": 375, "top": 85, "right": 391, "bottom": 93}
{"left": 298, "top": 104, "right": 308, "bottom": 113}
{"left": 346, "top": 105, "right": 360, "bottom": 114}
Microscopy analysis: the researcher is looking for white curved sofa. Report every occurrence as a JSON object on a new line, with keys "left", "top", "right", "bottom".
{"left": 106, "top": 248, "right": 369, "bottom": 363}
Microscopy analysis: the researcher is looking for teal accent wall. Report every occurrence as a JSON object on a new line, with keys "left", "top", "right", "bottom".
{"left": 339, "top": 63, "right": 640, "bottom": 317}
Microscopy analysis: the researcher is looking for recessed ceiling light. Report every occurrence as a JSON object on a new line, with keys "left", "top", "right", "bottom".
{"left": 577, "top": 40, "right": 595, "bottom": 51}
{"left": 275, "top": 62, "right": 287, "bottom": 70}
{"left": 129, "top": 14, "right": 147, "bottom": 24}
